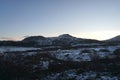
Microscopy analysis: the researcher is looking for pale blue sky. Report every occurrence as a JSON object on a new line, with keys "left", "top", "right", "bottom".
{"left": 0, "top": 0, "right": 120, "bottom": 40}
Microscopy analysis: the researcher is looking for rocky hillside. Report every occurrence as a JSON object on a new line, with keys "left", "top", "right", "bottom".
{"left": 1, "top": 34, "right": 120, "bottom": 47}
{"left": 22, "top": 34, "right": 100, "bottom": 46}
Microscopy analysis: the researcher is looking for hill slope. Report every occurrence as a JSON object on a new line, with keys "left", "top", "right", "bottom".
{"left": 105, "top": 35, "right": 120, "bottom": 42}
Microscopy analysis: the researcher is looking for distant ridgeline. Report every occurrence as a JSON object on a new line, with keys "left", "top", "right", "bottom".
{"left": 0, "top": 34, "right": 119, "bottom": 47}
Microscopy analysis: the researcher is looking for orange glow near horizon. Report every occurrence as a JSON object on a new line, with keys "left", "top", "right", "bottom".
{"left": 0, "top": 31, "right": 120, "bottom": 41}
{"left": 0, "top": 37, "right": 24, "bottom": 41}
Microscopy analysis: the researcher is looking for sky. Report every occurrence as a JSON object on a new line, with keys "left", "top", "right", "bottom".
{"left": 0, "top": 0, "right": 120, "bottom": 40}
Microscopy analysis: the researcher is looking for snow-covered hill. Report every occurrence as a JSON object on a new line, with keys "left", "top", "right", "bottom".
{"left": 1, "top": 34, "right": 120, "bottom": 47}
{"left": 21, "top": 34, "right": 100, "bottom": 46}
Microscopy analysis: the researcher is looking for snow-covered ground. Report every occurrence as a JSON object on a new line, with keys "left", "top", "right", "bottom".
{"left": 52, "top": 50, "right": 92, "bottom": 61}
{"left": 0, "top": 45, "right": 120, "bottom": 80}
{"left": 0, "top": 46, "right": 41, "bottom": 52}
{"left": 51, "top": 46, "right": 120, "bottom": 62}
{"left": 43, "top": 70, "right": 119, "bottom": 80}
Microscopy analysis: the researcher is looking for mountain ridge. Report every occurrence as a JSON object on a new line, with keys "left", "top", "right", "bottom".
{"left": 0, "top": 34, "right": 120, "bottom": 47}
{"left": 21, "top": 34, "right": 101, "bottom": 46}
{"left": 105, "top": 35, "right": 120, "bottom": 42}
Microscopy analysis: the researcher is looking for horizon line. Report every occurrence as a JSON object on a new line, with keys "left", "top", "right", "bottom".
{"left": 0, "top": 33, "right": 119, "bottom": 41}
